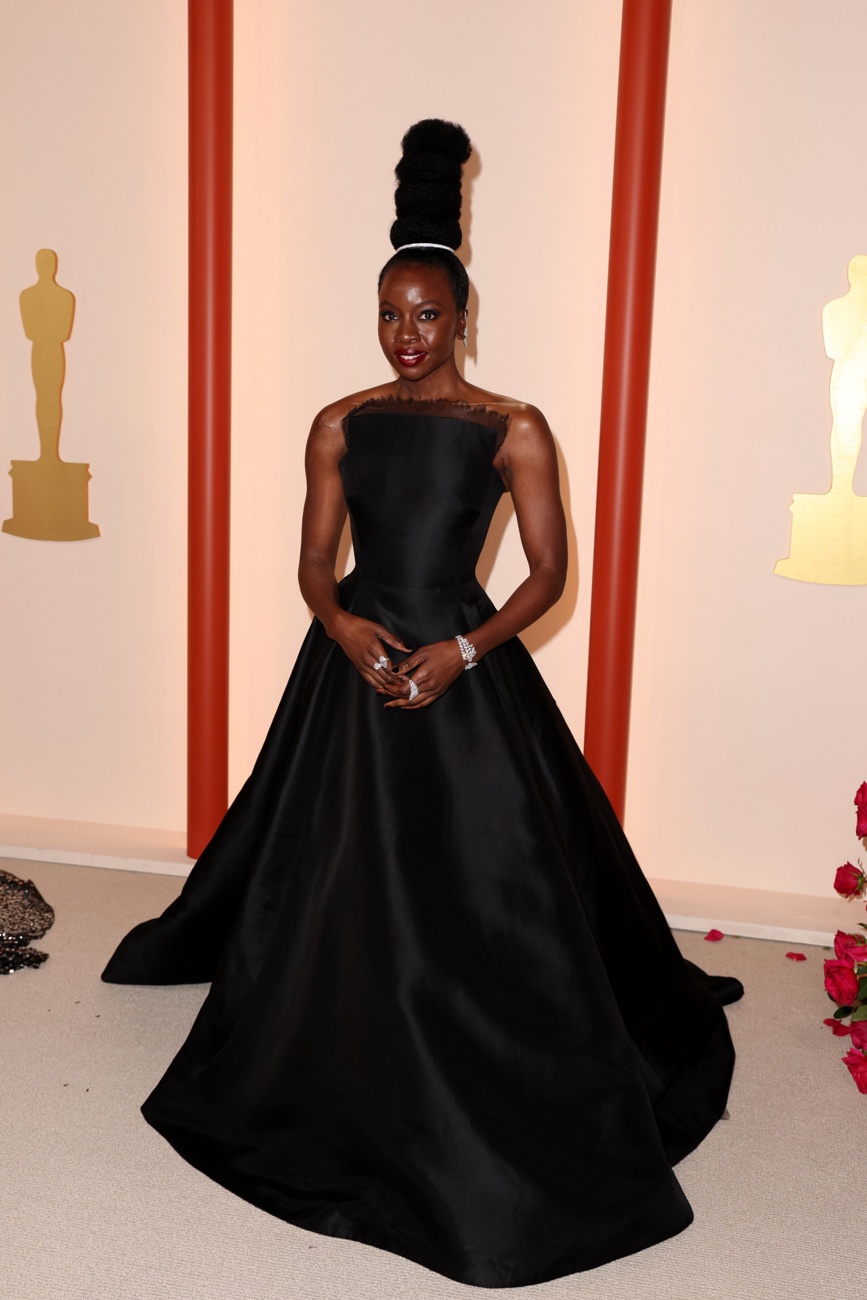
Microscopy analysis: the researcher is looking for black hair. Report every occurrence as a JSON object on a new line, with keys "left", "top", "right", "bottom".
{"left": 377, "top": 119, "right": 472, "bottom": 312}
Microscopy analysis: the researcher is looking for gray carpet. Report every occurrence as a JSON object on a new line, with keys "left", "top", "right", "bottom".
{"left": 0, "top": 857, "right": 862, "bottom": 1299}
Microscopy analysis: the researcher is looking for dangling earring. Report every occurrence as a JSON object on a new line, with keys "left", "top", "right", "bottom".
{"left": 462, "top": 314, "right": 469, "bottom": 349}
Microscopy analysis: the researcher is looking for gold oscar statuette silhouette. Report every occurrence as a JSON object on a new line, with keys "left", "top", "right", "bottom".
{"left": 775, "top": 255, "right": 867, "bottom": 583}
{"left": 2, "top": 249, "right": 99, "bottom": 541}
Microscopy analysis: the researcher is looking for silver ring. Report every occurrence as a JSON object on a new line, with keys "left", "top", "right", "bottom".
{"left": 373, "top": 655, "right": 388, "bottom": 671}
{"left": 407, "top": 678, "right": 419, "bottom": 701}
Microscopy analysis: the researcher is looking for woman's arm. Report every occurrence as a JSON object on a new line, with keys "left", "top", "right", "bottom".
{"left": 298, "top": 406, "right": 408, "bottom": 696}
{"left": 389, "top": 405, "right": 567, "bottom": 707}
{"left": 469, "top": 405, "right": 567, "bottom": 658}
{"left": 297, "top": 407, "right": 351, "bottom": 634}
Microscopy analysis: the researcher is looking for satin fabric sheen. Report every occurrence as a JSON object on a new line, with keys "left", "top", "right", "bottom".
{"left": 103, "top": 401, "right": 743, "bottom": 1289}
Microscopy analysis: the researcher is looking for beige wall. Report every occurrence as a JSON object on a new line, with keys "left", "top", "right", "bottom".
{"left": 627, "top": 0, "right": 867, "bottom": 895}
{"left": 1, "top": 1, "right": 864, "bottom": 897}
{"left": 1, "top": 1, "right": 188, "bottom": 828}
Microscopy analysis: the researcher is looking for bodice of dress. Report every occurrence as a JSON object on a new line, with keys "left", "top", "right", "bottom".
{"left": 339, "top": 397, "right": 508, "bottom": 591}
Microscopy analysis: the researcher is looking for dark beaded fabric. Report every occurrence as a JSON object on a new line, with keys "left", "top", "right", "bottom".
{"left": 0, "top": 869, "right": 54, "bottom": 974}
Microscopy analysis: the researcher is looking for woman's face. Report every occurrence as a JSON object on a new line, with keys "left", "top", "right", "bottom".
{"left": 378, "top": 263, "right": 466, "bottom": 382}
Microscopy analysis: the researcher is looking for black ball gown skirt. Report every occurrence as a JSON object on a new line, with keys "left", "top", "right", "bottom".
{"left": 103, "top": 398, "right": 743, "bottom": 1289}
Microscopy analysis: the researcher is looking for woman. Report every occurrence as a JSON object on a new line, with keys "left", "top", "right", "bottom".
{"left": 104, "top": 120, "right": 743, "bottom": 1289}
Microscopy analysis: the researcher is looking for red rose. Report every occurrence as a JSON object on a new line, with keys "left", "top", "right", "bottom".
{"left": 850, "top": 1021, "right": 867, "bottom": 1051}
{"left": 824, "top": 1018, "right": 852, "bottom": 1036}
{"left": 704, "top": 929, "right": 723, "bottom": 942}
{"left": 824, "top": 958, "right": 860, "bottom": 1005}
{"left": 785, "top": 952, "right": 807, "bottom": 961}
{"left": 856, "top": 783, "right": 867, "bottom": 838}
{"left": 842, "top": 1047, "right": 867, "bottom": 1094}
{"left": 834, "top": 930, "right": 867, "bottom": 964}
{"left": 834, "top": 863, "right": 865, "bottom": 899}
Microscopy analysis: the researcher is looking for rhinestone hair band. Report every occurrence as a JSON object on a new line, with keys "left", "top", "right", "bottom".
{"left": 395, "top": 242, "right": 459, "bottom": 255}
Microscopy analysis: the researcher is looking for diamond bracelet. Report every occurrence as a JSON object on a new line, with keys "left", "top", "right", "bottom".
{"left": 455, "top": 633, "right": 479, "bottom": 670}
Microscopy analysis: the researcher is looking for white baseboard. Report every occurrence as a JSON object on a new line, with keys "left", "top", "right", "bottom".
{"left": 652, "top": 877, "right": 850, "bottom": 948}
{"left": 0, "top": 812, "right": 191, "bottom": 876}
{"left": 0, "top": 814, "right": 856, "bottom": 947}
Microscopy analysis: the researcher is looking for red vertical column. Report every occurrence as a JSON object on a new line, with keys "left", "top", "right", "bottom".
{"left": 583, "top": 0, "right": 673, "bottom": 822}
{"left": 187, "top": 0, "right": 233, "bottom": 858}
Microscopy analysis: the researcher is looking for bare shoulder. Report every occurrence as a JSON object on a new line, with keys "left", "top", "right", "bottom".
{"left": 501, "top": 402, "right": 553, "bottom": 446}
{"left": 469, "top": 388, "right": 555, "bottom": 458}
{"left": 308, "top": 384, "right": 389, "bottom": 436}
{"left": 502, "top": 409, "right": 558, "bottom": 490}
{"left": 463, "top": 386, "right": 551, "bottom": 435}
{"left": 306, "top": 383, "right": 396, "bottom": 459}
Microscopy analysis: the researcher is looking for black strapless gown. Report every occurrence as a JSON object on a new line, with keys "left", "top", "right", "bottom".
{"left": 103, "top": 397, "right": 743, "bottom": 1289}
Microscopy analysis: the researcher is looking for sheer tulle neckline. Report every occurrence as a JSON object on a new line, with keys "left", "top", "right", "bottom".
{"left": 344, "top": 395, "right": 510, "bottom": 440}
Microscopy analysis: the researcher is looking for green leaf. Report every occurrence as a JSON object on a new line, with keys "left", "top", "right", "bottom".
{"left": 834, "top": 1005, "right": 853, "bottom": 1019}
{"left": 850, "top": 1005, "right": 867, "bottom": 1022}
{"left": 858, "top": 977, "right": 867, "bottom": 1000}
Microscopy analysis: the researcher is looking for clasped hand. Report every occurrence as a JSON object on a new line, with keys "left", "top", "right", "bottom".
{"left": 329, "top": 612, "right": 465, "bottom": 709}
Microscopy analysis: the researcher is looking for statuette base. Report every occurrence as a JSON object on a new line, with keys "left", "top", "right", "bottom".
{"left": 3, "top": 457, "right": 100, "bottom": 541}
{"left": 774, "top": 489, "right": 867, "bottom": 585}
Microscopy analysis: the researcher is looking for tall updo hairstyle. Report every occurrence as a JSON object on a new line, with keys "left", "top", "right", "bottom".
{"left": 378, "top": 119, "right": 472, "bottom": 313}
